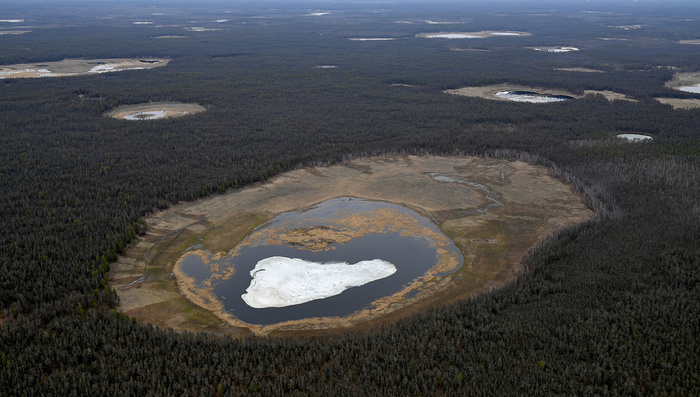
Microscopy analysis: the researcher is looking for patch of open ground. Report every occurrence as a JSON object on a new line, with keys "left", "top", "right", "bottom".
{"left": 655, "top": 97, "right": 700, "bottom": 109}
{"left": 664, "top": 72, "right": 700, "bottom": 92}
{"left": 527, "top": 46, "right": 579, "bottom": 53}
{"left": 445, "top": 83, "right": 634, "bottom": 103}
{"left": 555, "top": 67, "right": 604, "bottom": 73}
{"left": 583, "top": 90, "right": 637, "bottom": 102}
{"left": 0, "top": 58, "right": 169, "bottom": 79}
{"left": 0, "top": 30, "right": 30, "bottom": 35}
{"left": 104, "top": 102, "right": 207, "bottom": 120}
{"left": 449, "top": 47, "right": 490, "bottom": 52}
{"left": 112, "top": 156, "right": 592, "bottom": 336}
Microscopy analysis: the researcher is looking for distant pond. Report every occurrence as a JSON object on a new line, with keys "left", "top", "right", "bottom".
{"left": 496, "top": 90, "right": 573, "bottom": 103}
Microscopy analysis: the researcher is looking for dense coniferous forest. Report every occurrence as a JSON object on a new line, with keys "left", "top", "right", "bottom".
{"left": 1, "top": 1, "right": 698, "bottom": 394}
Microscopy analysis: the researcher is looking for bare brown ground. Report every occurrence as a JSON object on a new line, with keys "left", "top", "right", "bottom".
{"left": 583, "top": 90, "right": 637, "bottom": 102}
{"left": 555, "top": 67, "right": 604, "bottom": 73}
{"left": 0, "top": 58, "right": 169, "bottom": 79}
{"left": 445, "top": 83, "right": 634, "bottom": 102}
{"left": 655, "top": 97, "right": 700, "bottom": 109}
{"left": 445, "top": 84, "right": 577, "bottom": 101}
{"left": 112, "top": 156, "right": 593, "bottom": 336}
{"left": 664, "top": 72, "right": 700, "bottom": 90}
{"left": 104, "top": 102, "right": 207, "bottom": 120}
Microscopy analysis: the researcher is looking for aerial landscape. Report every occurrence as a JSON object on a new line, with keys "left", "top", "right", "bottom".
{"left": 1, "top": 0, "right": 698, "bottom": 394}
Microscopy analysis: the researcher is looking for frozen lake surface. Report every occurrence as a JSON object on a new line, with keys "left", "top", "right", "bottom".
{"left": 496, "top": 91, "right": 572, "bottom": 103}
{"left": 616, "top": 134, "right": 653, "bottom": 142}
{"left": 241, "top": 257, "right": 397, "bottom": 308}
{"left": 679, "top": 84, "right": 700, "bottom": 93}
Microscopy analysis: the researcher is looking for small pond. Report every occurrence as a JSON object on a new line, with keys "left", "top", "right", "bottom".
{"left": 616, "top": 133, "right": 653, "bottom": 142}
{"left": 177, "top": 197, "right": 463, "bottom": 325}
{"left": 496, "top": 90, "right": 573, "bottom": 103}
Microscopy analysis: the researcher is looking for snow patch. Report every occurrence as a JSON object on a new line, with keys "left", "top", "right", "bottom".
{"left": 124, "top": 111, "right": 169, "bottom": 120}
{"left": 241, "top": 257, "right": 397, "bottom": 308}
{"left": 495, "top": 91, "right": 569, "bottom": 103}
{"left": 679, "top": 84, "right": 700, "bottom": 93}
{"left": 616, "top": 134, "right": 652, "bottom": 142}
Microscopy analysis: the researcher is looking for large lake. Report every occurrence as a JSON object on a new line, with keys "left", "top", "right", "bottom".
{"left": 178, "top": 197, "right": 463, "bottom": 325}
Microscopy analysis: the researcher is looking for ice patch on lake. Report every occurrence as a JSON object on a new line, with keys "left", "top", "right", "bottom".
{"left": 495, "top": 91, "right": 569, "bottom": 103}
{"left": 124, "top": 111, "right": 168, "bottom": 120}
{"left": 428, "top": 33, "right": 479, "bottom": 39}
{"left": 616, "top": 134, "right": 652, "bottom": 142}
{"left": 679, "top": 84, "right": 700, "bottom": 93}
{"left": 532, "top": 46, "right": 579, "bottom": 53}
{"left": 241, "top": 256, "right": 397, "bottom": 308}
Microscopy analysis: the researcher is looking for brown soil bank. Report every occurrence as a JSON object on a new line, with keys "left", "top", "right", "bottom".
{"left": 111, "top": 156, "right": 593, "bottom": 336}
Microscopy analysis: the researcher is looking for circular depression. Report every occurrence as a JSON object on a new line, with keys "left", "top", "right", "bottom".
{"left": 104, "top": 102, "right": 206, "bottom": 120}
{"left": 177, "top": 197, "right": 463, "bottom": 325}
{"left": 114, "top": 155, "right": 595, "bottom": 335}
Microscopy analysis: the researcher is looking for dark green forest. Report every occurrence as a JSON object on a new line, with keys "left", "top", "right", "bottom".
{"left": 1, "top": 1, "right": 698, "bottom": 395}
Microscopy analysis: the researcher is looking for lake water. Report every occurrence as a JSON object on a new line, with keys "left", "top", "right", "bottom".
{"left": 178, "top": 197, "right": 463, "bottom": 325}
{"left": 496, "top": 90, "right": 573, "bottom": 103}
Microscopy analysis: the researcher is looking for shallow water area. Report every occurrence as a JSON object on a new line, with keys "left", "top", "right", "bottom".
{"left": 177, "top": 197, "right": 463, "bottom": 325}
{"left": 495, "top": 91, "right": 572, "bottom": 103}
{"left": 124, "top": 111, "right": 168, "bottom": 120}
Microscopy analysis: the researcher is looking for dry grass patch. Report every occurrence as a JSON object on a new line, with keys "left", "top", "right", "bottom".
{"left": 417, "top": 31, "right": 531, "bottom": 39}
{"left": 555, "top": 67, "right": 604, "bottom": 73}
{"left": 665, "top": 72, "right": 700, "bottom": 89}
{"left": 583, "top": 90, "right": 637, "bottom": 102}
{"left": 445, "top": 83, "right": 577, "bottom": 101}
{"left": 655, "top": 97, "right": 700, "bottom": 109}
{"left": 445, "top": 84, "right": 634, "bottom": 103}
{"left": 105, "top": 102, "right": 206, "bottom": 120}
{"left": 0, "top": 58, "right": 169, "bottom": 79}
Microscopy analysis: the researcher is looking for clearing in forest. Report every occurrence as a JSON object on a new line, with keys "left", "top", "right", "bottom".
{"left": 112, "top": 156, "right": 592, "bottom": 336}
{"left": 445, "top": 84, "right": 634, "bottom": 103}
{"left": 417, "top": 31, "right": 530, "bottom": 39}
{"left": 0, "top": 58, "right": 169, "bottom": 79}
{"left": 105, "top": 102, "right": 207, "bottom": 120}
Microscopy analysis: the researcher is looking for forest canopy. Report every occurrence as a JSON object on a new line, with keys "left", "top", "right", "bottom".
{"left": 0, "top": 1, "right": 698, "bottom": 395}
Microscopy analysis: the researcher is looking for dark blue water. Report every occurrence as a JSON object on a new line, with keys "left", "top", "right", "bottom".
{"left": 179, "top": 197, "right": 463, "bottom": 325}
